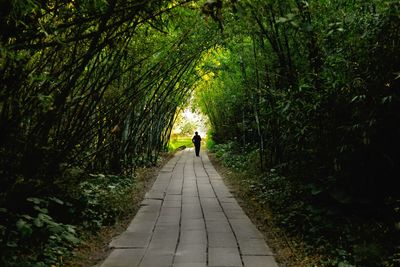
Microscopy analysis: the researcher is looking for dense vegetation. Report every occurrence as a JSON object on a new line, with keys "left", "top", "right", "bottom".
{"left": 0, "top": 0, "right": 399, "bottom": 266}
{"left": 196, "top": 0, "right": 400, "bottom": 266}
{"left": 0, "top": 1, "right": 214, "bottom": 265}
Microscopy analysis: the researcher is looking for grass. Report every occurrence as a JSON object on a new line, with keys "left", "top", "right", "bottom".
{"left": 168, "top": 136, "right": 194, "bottom": 151}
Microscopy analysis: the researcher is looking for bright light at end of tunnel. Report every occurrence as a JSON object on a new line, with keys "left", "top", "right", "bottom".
{"left": 172, "top": 108, "right": 208, "bottom": 137}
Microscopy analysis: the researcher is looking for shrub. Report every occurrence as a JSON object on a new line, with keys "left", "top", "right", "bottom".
{"left": 77, "top": 174, "right": 137, "bottom": 230}
{"left": 1, "top": 197, "right": 79, "bottom": 267}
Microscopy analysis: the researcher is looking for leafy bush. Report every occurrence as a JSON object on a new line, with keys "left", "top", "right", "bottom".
{"left": 205, "top": 130, "right": 216, "bottom": 150}
{"left": 212, "top": 143, "right": 399, "bottom": 266}
{"left": 77, "top": 174, "right": 137, "bottom": 230}
{"left": 213, "top": 142, "right": 248, "bottom": 170}
{"left": 0, "top": 172, "right": 138, "bottom": 266}
{"left": 1, "top": 197, "right": 79, "bottom": 267}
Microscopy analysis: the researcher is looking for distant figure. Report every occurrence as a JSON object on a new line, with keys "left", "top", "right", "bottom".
{"left": 192, "top": 131, "right": 202, "bottom": 157}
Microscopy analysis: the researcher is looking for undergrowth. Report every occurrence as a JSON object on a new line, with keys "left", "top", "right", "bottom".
{"left": 211, "top": 142, "right": 400, "bottom": 267}
{"left": 1, "top": 172, "right": 140, "bottom": 266}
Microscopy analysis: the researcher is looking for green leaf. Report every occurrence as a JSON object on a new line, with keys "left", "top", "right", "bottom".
{"left": 276, "top": 17, "right": 288, "bottom": 23}
{"left": 64, "top": 233, "right": 80, "bottom": 244}
{"left": 49, "top": 197, "right": 64, "bottom": 205}
{"left": 16, "top": 219, "right": 33, "bottom": 237}
{"left": 27, "top": 197, "right": 43, "bottom": 205}
{"left": 34, "top": 206, "right": 48, "bottom": 214}
{"left": 7, "top": 241, "right": 18, "bottom": 248}
{"left": 34, "top": 217, "right": 44, "bottom": 227}
{"left": 282, "top": 102, "right": 290, "bottom": 113}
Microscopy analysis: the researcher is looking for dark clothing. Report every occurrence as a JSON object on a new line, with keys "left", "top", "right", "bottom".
{"left": 192, "top": 134, "right": 202, "bottom": 156}
{"left": 192, "top": 135, "right": 201, "bottom": 145}
{"left": 194, "top": 145, "right": 200, "bottom": 156}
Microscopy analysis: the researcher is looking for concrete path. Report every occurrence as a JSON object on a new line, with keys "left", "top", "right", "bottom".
{"left": 100, "top": 150, "right": 278, "bottom": 267}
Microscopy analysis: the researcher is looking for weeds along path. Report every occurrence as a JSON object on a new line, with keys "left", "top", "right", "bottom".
{"left": 100, "top": 149, "right": 278, "bottom": 267}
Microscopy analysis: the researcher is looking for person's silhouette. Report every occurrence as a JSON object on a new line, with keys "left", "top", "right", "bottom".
{"left": 192, "top": 131, "right": 202, "bottom": 157}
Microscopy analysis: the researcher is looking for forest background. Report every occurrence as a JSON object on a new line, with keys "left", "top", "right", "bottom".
{"left": 0, "top": 0, "right": 399, "bottom": 266}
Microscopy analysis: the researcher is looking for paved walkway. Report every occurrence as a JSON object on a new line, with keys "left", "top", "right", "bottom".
{"left": 100, "top": 150, "right": 278, "bottom": 267}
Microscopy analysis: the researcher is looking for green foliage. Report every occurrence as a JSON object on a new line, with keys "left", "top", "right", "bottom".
{"left": 216, "top": 145, "right": 262, "bottom": 173}
{"left": 1, "top": 1, "right": 217, "bottom": 265}
{"left": 0, "top": 172, "right": 138, "bottom": 266}
{"left": 77, "top": 174, "right": 137, "bottom": 230}
{"left": 197, "top": 0, "right": 400, "bottom": 202}
{"left": 205, "top": 134, "right": 216, "bottom": 150}
{"left": 0, "top": 0, "right": 213, "bottom": 205}
{"left": 1, "top": 197, "right": 79, "bottom": 266}
{"left": 213, "top": 142, "right": 248, "bottom": 171}
{"left": 1, "top": 0, "right": 399, "bottom": 265}
{"left": 213, "top": 144, "right": 399, "bottom": 266}
{"left": 168, "top": 136, "right": 194, "bottom": 151}
{"left": 180, "top": 122, "right": 197, "bottom": 136}
{"left": 196, "top": 2, "right": 400, "bottom": 264}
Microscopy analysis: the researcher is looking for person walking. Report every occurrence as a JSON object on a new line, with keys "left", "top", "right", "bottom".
{"left": 192, "top": 131, "right": 202, "bottom": 157}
